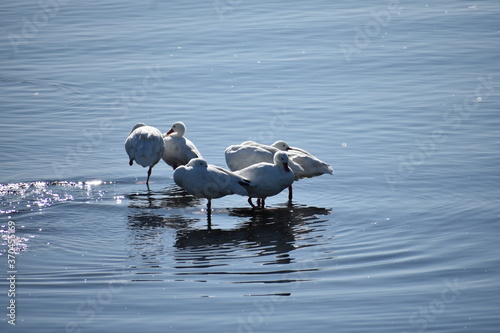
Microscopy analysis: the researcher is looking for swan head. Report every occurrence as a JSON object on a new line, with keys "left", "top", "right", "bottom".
{"left": 274, "top": 151, "right": 290, "bottom": 172}
{"left": 271, "top": 140, "right": 291, "bottom": 151}
{"left": 187, "top": 158, "right": 208, "bottom": 168}
{"left": 166, "top": 121, "right": 186, "bottom": 137}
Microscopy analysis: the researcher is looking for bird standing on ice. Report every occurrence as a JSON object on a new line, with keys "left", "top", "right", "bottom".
{"left": 235, "top": 151, "right": 295, "bottom": 209}
{"left": 125, "top": 123, "right": 165, "bottom": 187}
{"left": 173, "top": 158, "right": 251, "bottom": 211}
{"left": 162, "top": 121, "right": 202, "bottom": 169}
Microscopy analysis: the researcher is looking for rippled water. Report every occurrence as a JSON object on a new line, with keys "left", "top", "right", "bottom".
{"left": 1, "top": 0, "right": 500, "bottom": 332}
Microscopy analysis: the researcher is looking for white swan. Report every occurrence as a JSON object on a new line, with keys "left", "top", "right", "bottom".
{"left": 173, "top": 158, "right": 251, "bottom": 211}
{"left": 225, "top": 140, "right": 303, "bottom": 176}
{"left": 284, "top": 145, "right": 333, "bottom": 179}
{"left": 225, "top": 139, "right": 333, "bottom": 200}
{"left": 125, "top": 123, "right": 165, "bottom": 187}
{"left": 235, "top": 151, "right": 295, "bottom": 209}
{"left": 236, "top": 140, "right": 333, "bottom": 178}
{"left": 162, "top": 121, "right": 202, "bottom": 169}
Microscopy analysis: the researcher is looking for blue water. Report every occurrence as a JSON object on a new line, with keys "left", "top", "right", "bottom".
{"left": 1, "top": 0, "right": 500, "bottom": 332}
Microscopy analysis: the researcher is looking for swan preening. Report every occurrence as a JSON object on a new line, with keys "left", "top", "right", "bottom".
{"left": 125, "top": 123, "right": 165, "bottom": 187}
{"left": 126, "top": 122, "right": 333, "bottom": 210}
{"left": 225, "top": 140, "right": 333, "bottom": 200}
{"left": 173, "top": 158, "right": 250, "bottom": 211}
{"left": 226, "top": 140, "right": 333, "bottom": 179}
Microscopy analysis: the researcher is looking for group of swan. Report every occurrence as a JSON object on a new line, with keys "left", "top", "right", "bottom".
{"left": 125, "top": 121, "right": 333, "bottom": 210}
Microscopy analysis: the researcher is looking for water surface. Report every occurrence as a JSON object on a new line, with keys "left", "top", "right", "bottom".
{"left": 1, "top": 0, "right": 500, "bottom": 332}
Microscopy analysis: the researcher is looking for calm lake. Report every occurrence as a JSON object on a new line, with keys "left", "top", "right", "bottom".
{"left": 1, "top": 0, "right": 500, "bottom": 332}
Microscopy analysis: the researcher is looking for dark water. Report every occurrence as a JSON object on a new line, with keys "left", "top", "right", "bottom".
{"left": 1, "top": 0, "right": 500, "bottom": 332}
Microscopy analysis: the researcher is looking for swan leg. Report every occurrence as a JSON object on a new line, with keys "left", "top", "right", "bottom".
{"left": 288, "top": 185, "right": 293, "bottom": 201}
{"left": 129, "top": 159, "right": 134, "bottom": 166}
{"left": 248, "top": 197, "right": 256, "bottom": 209}
{"left": 260, "top": 198, "right": 266, "bottom": 209}
{"left": 207, "top": 199, "right": 212, "bottom": 211}
{"left": 146, "top": 166, "right": 153, "bottom": 186}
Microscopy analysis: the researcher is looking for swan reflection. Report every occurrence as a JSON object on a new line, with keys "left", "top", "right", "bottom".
{"left": 126, "top": 211, "right": 200, "bottom": 281}
{"left": 174, "top": 204, "right": 331, "bottom": 268}
{"left": 127, "top": 184, "right": 201, "bottom": 209}
{"left": 126, "top": 187, "right": 332, "bottom": 286}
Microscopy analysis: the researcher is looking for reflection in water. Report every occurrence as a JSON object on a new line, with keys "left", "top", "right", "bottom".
{"left": 127, "top": 184, "right": 201, "bottom": 209}
{"left": 126, "top": 185, "right": 333, "bottom": 288}
{"left": 173, "top": 204, "right": 332, "bottom": 286}
{"left": 126, "top": 207, "right": 200, "bottom": 282}
{"left": 126, "top": 184, "right": 201, "bottom": 277}
{"left": 176, "top": 205, "right": 331, "bottom": 252}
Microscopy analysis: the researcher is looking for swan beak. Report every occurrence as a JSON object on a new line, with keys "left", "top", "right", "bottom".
{"left": 284, "top": 162, "right": 290, "bottom": 172}
{"left": 166, "top": 128, "right": 174, "bottom": 135}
